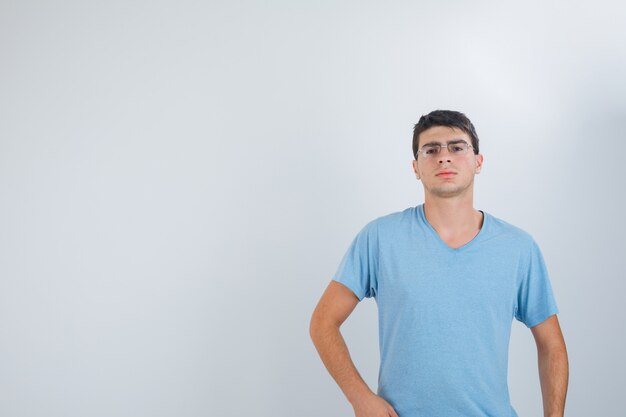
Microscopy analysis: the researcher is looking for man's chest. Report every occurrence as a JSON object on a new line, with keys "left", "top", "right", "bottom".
{"left": 375, "top": 239, "right": 521, "bottom": 321}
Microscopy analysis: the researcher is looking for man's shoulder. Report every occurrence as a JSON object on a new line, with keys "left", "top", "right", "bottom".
{"left": 367, "top": 206, "right": 414, "bottom": 228}
{"left": 354, "top": 207, "right": 415, "bottom": 242}
{"left": 486, "top": 211, "right": 537, "bottom": 247}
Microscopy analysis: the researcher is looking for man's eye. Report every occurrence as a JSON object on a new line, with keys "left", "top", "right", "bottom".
{"left": 452, "top": 146, "right": 463, "bottom": 152}
{"left": 425, "top": 148, "right": 437, "bottom": 154}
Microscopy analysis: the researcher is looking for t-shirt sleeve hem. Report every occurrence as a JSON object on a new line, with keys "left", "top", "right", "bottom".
{"left": 331, "top": 278, "right": 365, "bottom": 302}
{"left": 524, "top": 307, "right": 560, "bottom": 328}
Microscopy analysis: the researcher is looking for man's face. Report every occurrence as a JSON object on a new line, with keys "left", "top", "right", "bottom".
{"left": 412, "top": 126, "right": 483, "bottom": 199}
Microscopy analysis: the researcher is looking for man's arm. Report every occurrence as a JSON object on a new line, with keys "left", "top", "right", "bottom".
{"left": 309, "top": 280, "right": 375, "bottom": 404}
{"left": 530, "top": 314, "right": 569, "bottom": 417}
{"left": 309, "top": 281, "right": 398, "bottom": 417}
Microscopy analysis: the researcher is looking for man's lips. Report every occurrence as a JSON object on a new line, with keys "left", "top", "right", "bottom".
{"left": 436, "top": 171, "right": 457, "bottom": 176}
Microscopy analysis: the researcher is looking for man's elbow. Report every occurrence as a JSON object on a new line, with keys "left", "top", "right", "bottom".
{"left": 309, "top": 309, "right": 339, "bottom": 341}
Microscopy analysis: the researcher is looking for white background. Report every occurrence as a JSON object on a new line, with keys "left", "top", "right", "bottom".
{"left": 1, "top": 1, "right": 625, "bottom": 416}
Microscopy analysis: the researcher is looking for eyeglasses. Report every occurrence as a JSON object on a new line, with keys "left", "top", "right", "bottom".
{"left": 415, "top": 141, "right": 474, "bottom": 159}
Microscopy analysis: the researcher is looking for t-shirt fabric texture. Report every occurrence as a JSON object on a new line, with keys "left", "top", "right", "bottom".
{"left": 331, "top": 203, "right": 559, "bottom": 417}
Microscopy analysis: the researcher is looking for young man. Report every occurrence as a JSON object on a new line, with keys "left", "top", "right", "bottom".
{"left": 309, "top": 110, "right": 569, "bottom": 417}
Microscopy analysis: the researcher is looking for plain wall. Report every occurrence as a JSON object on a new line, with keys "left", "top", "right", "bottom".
{"left": 1, "top": 1, "right": 625, "bottom": 416}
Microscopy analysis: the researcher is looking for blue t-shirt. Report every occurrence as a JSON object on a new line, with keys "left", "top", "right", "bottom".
{"left": 332, "top": 203, "right": 559, "bottom": 417}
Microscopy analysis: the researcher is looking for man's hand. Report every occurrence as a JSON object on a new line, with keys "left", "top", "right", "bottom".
{"left": 351, "top": 392, "right": 399, "bottom": 417}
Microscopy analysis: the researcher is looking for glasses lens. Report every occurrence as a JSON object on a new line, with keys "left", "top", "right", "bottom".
{"left": 422, "top": 145, "right": 440, "bottom": 157}
{"left": 450, "top": 142, "right": 469, "bottom": 153}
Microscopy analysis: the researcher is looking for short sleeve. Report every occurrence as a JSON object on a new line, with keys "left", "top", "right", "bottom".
{"left": 331, "top": 220, "right": 379, "bottom": 302}
{"left": 515, "top": 238, "right": 559, "bottom": 328}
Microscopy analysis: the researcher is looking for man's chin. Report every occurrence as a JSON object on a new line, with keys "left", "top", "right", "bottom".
{"left": 427, "top": 185, "right": 466, "bottom": 198}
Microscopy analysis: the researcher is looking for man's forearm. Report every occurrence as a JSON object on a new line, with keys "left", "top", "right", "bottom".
{"left": 537, "top": 344, "right": 569, "bottom": 417}
{"left": 310, "top": 322, "right": 375, "bottom": 405}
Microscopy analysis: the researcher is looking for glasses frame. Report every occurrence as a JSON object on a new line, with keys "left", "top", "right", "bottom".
{"left": 415, "top": 140, "right": 475, "bottom": 159}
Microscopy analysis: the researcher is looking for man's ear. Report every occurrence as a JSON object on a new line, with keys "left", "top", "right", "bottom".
{"left": 475, "top": 154, "right": 484, "bottom": 174}
{"left": 412, "top": 159, "right": 420, "bottom": 179}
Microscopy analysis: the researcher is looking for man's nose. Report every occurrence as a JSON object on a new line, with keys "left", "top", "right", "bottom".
{"left": 437, "top": 147, "right": 453, "bottom": 162}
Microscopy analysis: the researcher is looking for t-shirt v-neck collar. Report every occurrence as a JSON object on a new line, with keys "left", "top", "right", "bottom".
{"left": 417, "top": 203, "right": 489, "bottom": 253}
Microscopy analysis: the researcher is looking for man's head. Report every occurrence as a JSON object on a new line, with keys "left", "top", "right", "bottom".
{"left": 412, "top": 110, "right": 480, "bottom": 158}
{"left": 411, "top": 110, "right": 483, "bottom": 199}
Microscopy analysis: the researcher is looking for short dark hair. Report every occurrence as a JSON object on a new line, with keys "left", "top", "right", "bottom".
{"left": 412, "top": 110, "right": 480, "bottom": 159}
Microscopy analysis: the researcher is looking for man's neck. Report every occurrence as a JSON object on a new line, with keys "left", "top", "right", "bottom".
{"left": 423, "top": 197, "right": 482, "bottom": 236}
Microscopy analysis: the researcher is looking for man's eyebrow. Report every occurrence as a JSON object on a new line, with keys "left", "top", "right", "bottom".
{"left": 421, "top": 139, "right": 468, "bottom": 147}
